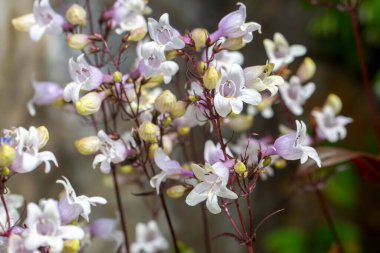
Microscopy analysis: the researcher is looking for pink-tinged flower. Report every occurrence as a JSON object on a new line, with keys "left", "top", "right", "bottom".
{"left": 273, "top": 120, "right": 321, "bottom": 167}
{"left": 312, "top": 106, "right": 353, "bottom": 142}
{"left": 147, "top": 13, "right": 185, "bottom": 50}
{"left": 244, "top": 64, "right": 284, "bottom": 96}
{"left": 56, "top": 176, "right": 107, "bottom": 224}
{"left": 10, "top": 126, "right": 58, "bottom": 174}
{"left": 210, "top": 2, "right": 261, "bottom": 43}
{"left": 22, "top": 199, "right": 84, "bottom": 253}
{"left": 27, "top": 80, "right": 63, "bottom": 116}
{"left": 214, "top": 64, "right": 262, "bottom": 117}
{"left": 130, "top": 220, "right": 169, "bottom": 253}
{"left": 186, "top": 162, "right": 237, "bottom": 214}
{"left": 204, "top": 140, "right": 232, "bottom": 165}
{"left": 89, "top": 218, "right": 123, "bottom": 250}
{"left": 29, "top": 0, "right": 64, "bottom": 41}
{"left": 93, "top": 130, "right": 127, "bottom": 174}
{"left": 150, "top": 149, "right": 191, "bottom": 194}
{"left": 63, "top": 54, "right": 103, "bottom": 102}
{"left": 264, "top": 33, "right": 306, "bottom": 71}
{"left": 279, "top": 76, "right": 315, "bottom": 116}
{"left": 7, "top": 234, "right": 37, "bottom": 253}
{"left": 0, "top": 193, "right": 24, "bottom": 234}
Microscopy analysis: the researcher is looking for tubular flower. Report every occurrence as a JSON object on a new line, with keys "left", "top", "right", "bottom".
{"left": 244, "top": 63, "right": 284, "bottom": 96}
{"left": 214, "top": 64, "right": 262, "bottom": 117}
{"left": 130, "top": 221, "right": 169, "bottom": 253}
{"left": 186, "top": 163, "right": 238, "bottom": 214}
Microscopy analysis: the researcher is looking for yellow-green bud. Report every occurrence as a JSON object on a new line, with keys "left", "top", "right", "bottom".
{"left": 225, "top": 114, "right": 253, "bottom": 132}
{"left": 113, "top": 71, "right": 123, "bottom": 83}
{"left": 120, "top": 165, "right": 134, "bottom": 174}
{"left": 170, "top": 101, "right": 187, "bottom": 118}
{"left": 263, "top": 156, "right": 272, "bottom": 167}
{"left": 144, "top": 75, "right": 164, "bottom": 88}
{"left": 128, "top": 27, "right": 148, "bottom": 42}
{"left": 75, "top": 136, "right": 100, "bottom": 155}
{"left": 149, "top": 143, "right": 159, "bottom": 159}
{"left": 198, "top": 61, "right": 207, "bottom": 74}
{"left": 138, "top": 121, "right": 159, "bottom": 143}
{"left": 67, "top": 34, "right": 90, "bottom": 50}
{"left": 222, "top": 37, "right": 246, "bottom": 51}
{"left": 297, "top": 57, "right": 316, "bottom": 83}
{"left": 178, "top": 127, "right": 190, "bottom": 136}
{"left": 155, "top": 90, "right": 177, "bottom": 113}
{"left": 234, "top": 161, "right": 247, "bottom": 176}
{"left": 188, "top": 95, "right": 201, "bottom": 102}
{"left": 191, "top": 28, "right": 208, "bottom": 50}
{"left": 274, "top": 159, "right": 286, "bottom": 169}
{"left": 1, "top": 167, "right": 10, "bottom": 176}
{"left": 12, "top": 14, "right": 35, "bottom": 32}
{"left": 165, "top": 50, "right": 178, "bottom": 60}
{"left": 61, "top": 239, "right": 81, "bottom": 253}
{"left": 66, "top": 4, "right": 87, "bottom": 26}
{"left": 324, "top": 93, "right": 342, "bottom": 115}
{"left": 0, "top": 144, "right": 16, "bottom": 167}
{"left": 162, "top": 117, "right": 172, "bottom": 127}
{"left": 37, "top": 126, "right": 49, "bottom": 149}
{"left": 75, "top": 92, "right": 103, "bottom": 116}
{"left": 203, "top": 66, "right": 220, "bottom": 90}
{"left": 166, "top": 185, "right": 186, "bottom": 199}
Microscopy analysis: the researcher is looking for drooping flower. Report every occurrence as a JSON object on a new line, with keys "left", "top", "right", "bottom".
{"left": 273, "top": 120, "right": 321, "bottom": 167}
{"left": 279, "top": 76, "right": 315, "bottom": 116}
{"left": 29, "top": 0, "right": 65, "bottom": 41}
{"left": 147, "top": 13, "right": 185, "bottom": 50}
{"left": 210, "top": 2, "right": 261, "bottom": 43}
{"left": 27, "top": 80, "right": 63, "bottom": 116}
{"left": 263, "top": 33, "right": 306, "bottom": 71}
{"left": 214, "top": 64, "right": 262, "bottom": 117}
{"left": 93, "top": 130, "right": 127, "bottom": 174}
{"left": 150, "top": 149, "right": 191, "bottom": 193}
{"left": 130, "top": 220, "right": 169, "bottom": 253}
{"left": 63, "top": 54, "right": 103, "bottom": 102}
{"left": 244, "top": 63, "right": 284, "bottom": 96}
{"left": 185, "top": 163, "right": 237, "bottom": 214}
{"left": 312, "top": 105, "right": 353, "bottom": 142}
{"left": 22, "top": 199, "right": 84, "bottom": 253}
{"left": 56, "top": 176, "right": 107, "bottom": 224}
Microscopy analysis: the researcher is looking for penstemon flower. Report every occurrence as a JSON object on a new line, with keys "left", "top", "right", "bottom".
{"left": 273, "top": 120, "right": 321, "bottom": 167}
{"left": 186, "top": 162, "right": 238, "bottom": 214}
{"left": 214, "top": 64, "right": 262, "bottom": 117}
{"left": 130, "top": 220, "right": 169, "bottom": 253}
{"left": 244, "top": 63, "right": 284, "bottom": 96}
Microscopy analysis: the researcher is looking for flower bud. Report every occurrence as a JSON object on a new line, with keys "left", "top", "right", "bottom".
{"left": 62, "top": 239, "right": 80, "bottom": 253}
{"left": 191, "top": 28, "right": 208, "bottom": 50}
{"left": 113, "top": 71, "right": 123, "bottom": 83}
{"left": 120, "top": 165, "right": 134, "bottom": 174}
{"left": 1, "top": 167, "right": 10, "bottom": 176}
{"left": 155, "top": 90, "right": 177, "bottom": 113}
{"left": 128, "top": 27, "right": 147, "bottom": 42}
{"left": 178, "top": 127, "right": 190, "bottom": 136}
{"left": 170, "top": 101, "right": 187, "bottom": 118}
{"left": 225, "top": 114, "right": 253, "bottom": 132}
{"left": 188, "top": 95, "right": 201, "bottom": 102}
{"left": 67, "top": 34, "right": 90, "bottom": 50}
{"left": 198, "top": 61, "right": 207, "bottom": 74}
{"left": 162, "top": 135, "right": 173, "bottom": 154}
{"left": 262, "top": 156, "right": 272, "bottom": 167}
{"left": 203, "top": 66, "right": 220, "bottom": 90}
{"left": 75, "top": 136, "right": 100, "bottom": 155}
{"left": 166, "top": 185, "right": 186, "bottom": 199}
{"left": 37, "top": 126, "right": 49, "bottom": 149}
{"left": 234, "top": 161, "right": 247, "bottom": 177}
{"left": 274, "top": 159, "right": 286, "bottom": 169}
{"left": 222, "top": 37, "right": 246, "bottom": 51}
{"left": 139, "top": 121, "right": 159, "bottom": 143}
{"left": 149, "top": 143, "right": 159, "bottom": 160}
{"left": 75, "top": 92, "right": 104, "bottom": 116}
{"left": 297, "top": 57, "right": 316, "bottom": 83}
{"left": 66, "top": 4, "right": 87, "bottom": 26}
{"left": 0, "top": 144, "right": 16, "bottom": 167}
{"left": 324, "top": 93, "right": 342, "bottom": 114}
{"left": 144, "top": 75, "right": 164, "bottom": 88}
{"left": 162, "top": 117, "right": 172, "bottom": 127}
{"left": 12, "top": 13, "right": 35, "bottom": 32}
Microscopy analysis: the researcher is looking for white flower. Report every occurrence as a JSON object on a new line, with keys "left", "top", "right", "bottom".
{"left": 93, "top": 130, "right": 127, "bottom": 173}
{"left": 29, "top": 0, "right": 64, "bottom": 41}
{"left": 279, "top": 76, "right": 315, "bottom": 116}
{"left": 213, "top": 2, "right": 261, "bottom": 43}
{"left": 312, "top": 106, "right": 353, "bottom": 142}
{"left": 244, "top": 64, "right": 284, "bottom": 96}
{"left": 186, "top": 163, "right": 237, "bottom": 214}
{"left": 10, "top": 126, "right": 58, "bottom": 174}
{"left": 148, "top": 13, "right": 185, "bottom": 50}
{"left": 264, "top": 33, "right": 306, "bottom": 71}
{"left": 22, "top": 199, "right": 84, "bottom": 253}
{"left": 56, "top": 176, "right": 107, "bottom": 224}
{"left": 150, "top": 149, "right": 187, "bottom": 194}
{"left": 214, "top": 64, "right": 262, "bottom": 117}
{"left": 273, "top": 120, "right": 321, "bottom": 167}
{"left": 204, "top": 140, "right": 232, "bottom": 165}
{"left": 7, "top": 234, "right": 38, "bottom": 253}
{"left": 130, "top": 220, "right": 169, "bottom": 253}
{"left": 0, "top": 193, "right": 24, "bottom": 233}
{"left": 89, "top": 218, "right": 123, "bottom": 251}
{"left": 116, "top": 13, "right": 147, "bottom": 35}
{"left": 204, "top": 42, "right": 244, "bottom": 71}
{"left": 64, "top": 54, "right": 103, "bottom": 102}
